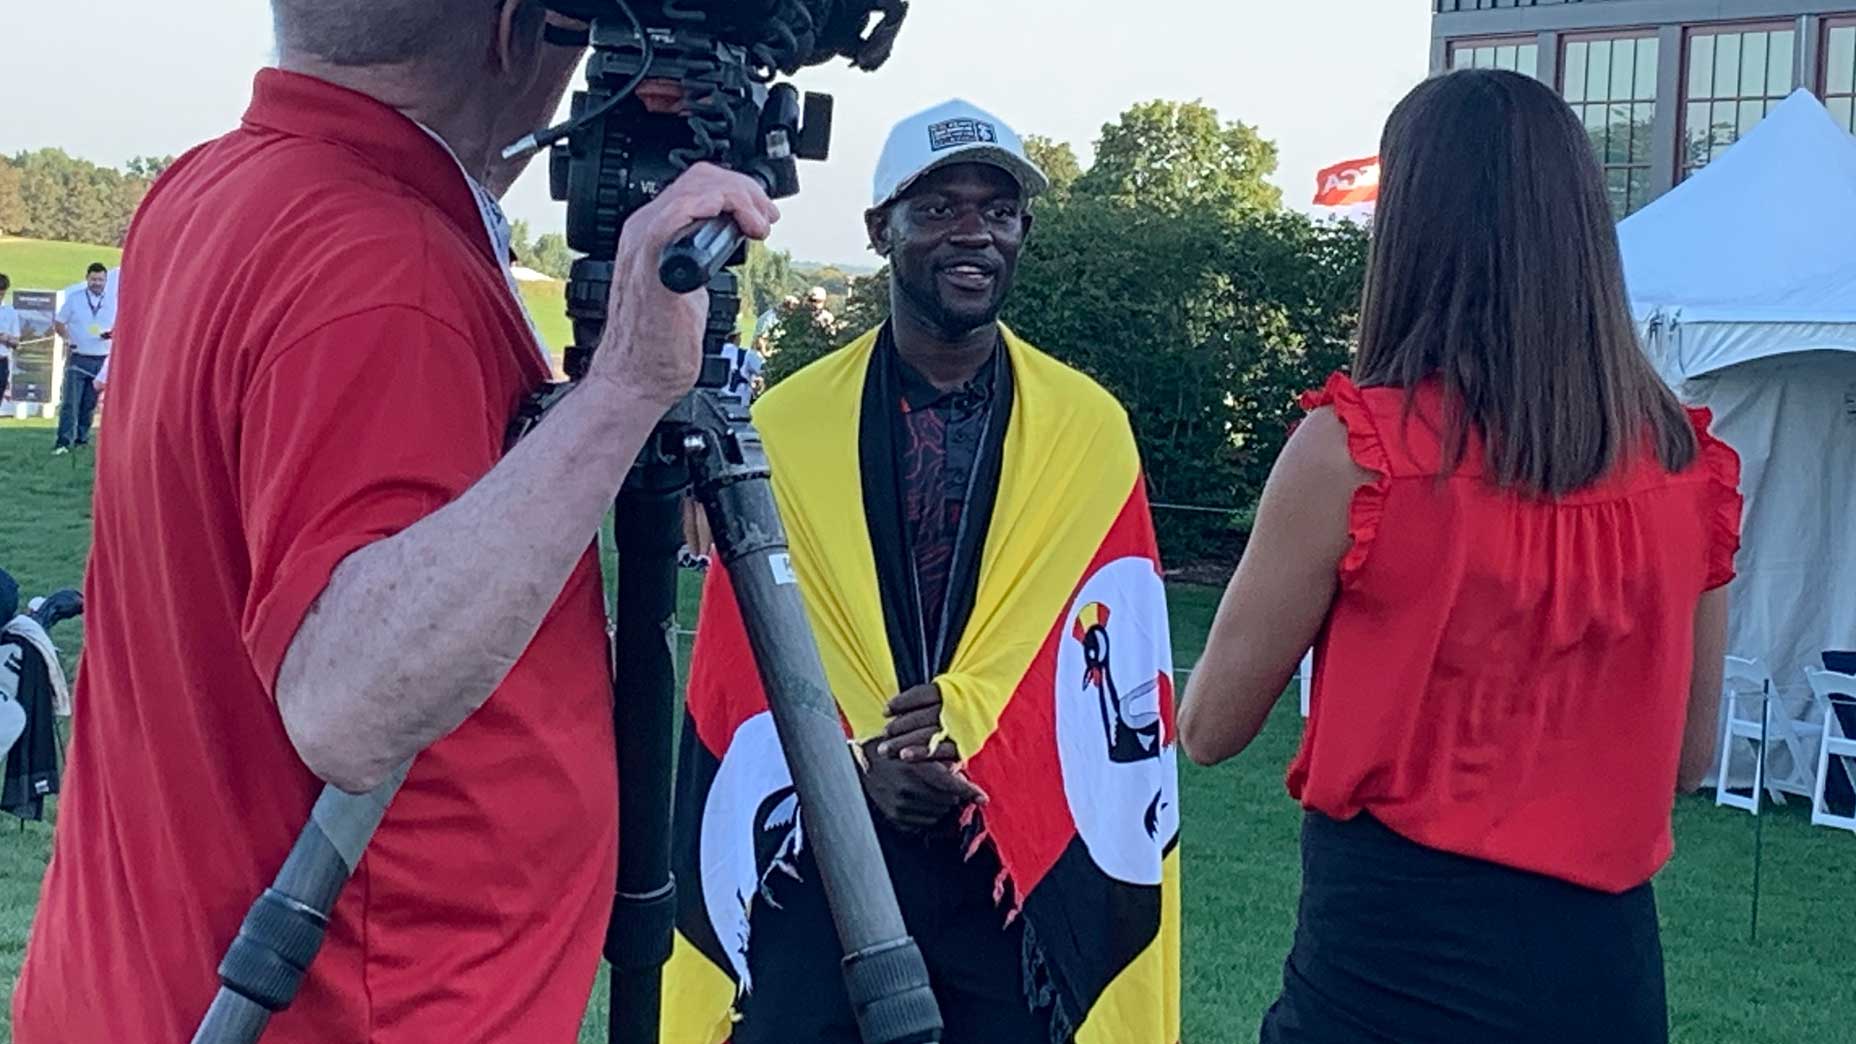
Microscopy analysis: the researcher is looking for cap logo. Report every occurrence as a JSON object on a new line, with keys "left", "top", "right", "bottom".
{"left": 927, "top": 118, "right": 998, "bottom": 152}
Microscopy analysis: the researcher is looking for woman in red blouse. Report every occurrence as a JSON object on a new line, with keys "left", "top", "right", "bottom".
{"left": 1179, "top": 70, "right": 1742, "bottom": 1044}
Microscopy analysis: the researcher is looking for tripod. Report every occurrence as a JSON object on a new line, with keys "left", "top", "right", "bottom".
{"left": 591, "top": 261, "right": 941, "bottom": 1044}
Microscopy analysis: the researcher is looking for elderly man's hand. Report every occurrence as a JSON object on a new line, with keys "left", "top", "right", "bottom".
{"left": 589, "top": 164, "right": 779, "bottom": 409}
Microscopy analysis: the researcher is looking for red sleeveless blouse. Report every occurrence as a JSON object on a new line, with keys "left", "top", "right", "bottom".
{"left": 1289, "top": 374, "right": 1742, "bottom": 893}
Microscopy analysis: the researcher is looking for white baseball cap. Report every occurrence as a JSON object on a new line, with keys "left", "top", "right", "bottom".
{"left": 871, "top": 99, "right": 1049, "bottom": 209}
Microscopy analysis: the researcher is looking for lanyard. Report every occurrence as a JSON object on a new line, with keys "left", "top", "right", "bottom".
{"left": 85, "top": 291, "right": 104, "bottom": 319}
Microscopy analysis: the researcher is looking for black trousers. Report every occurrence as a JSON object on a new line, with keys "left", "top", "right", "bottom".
{"left": 732, "top": 808, "right": 1053, "bottom": 1043}
{"left": 1259, "top": 811, "right": 1668, "bottom": 1044}
{"left": 0, "top": 356, "right": 11, "bottom": 399}
{"left": 56, "top": 352, "right": 105, "bottom": 448}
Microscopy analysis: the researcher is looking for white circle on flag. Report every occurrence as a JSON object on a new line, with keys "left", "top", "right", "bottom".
{"left": 1053, "top": 556, "right": 1178, "bottom": 886}
{"left": 699, "top": 711, "right": 800, "bottom": 988}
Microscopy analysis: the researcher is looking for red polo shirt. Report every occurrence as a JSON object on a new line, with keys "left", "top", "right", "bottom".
{"left": 12, "top": 70, "right": 617, "bottom": 1043}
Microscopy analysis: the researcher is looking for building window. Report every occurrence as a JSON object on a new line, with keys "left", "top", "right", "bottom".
{"left": 1563, "top": 34, "right": 1660, "bottom": 217}
{"left": 1823, "top": 17, "right": 1856, "bottom": 133}
{"left": 1683, "top": 24, "right": 1797, "bottom": 178}
{"left": 1448, "top": 37, "right": 1540, "bottom": 78}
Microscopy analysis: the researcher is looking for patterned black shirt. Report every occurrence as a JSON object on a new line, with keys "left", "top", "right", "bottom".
{"left": 895, "top": 345, "right": 999, "bottom": 651}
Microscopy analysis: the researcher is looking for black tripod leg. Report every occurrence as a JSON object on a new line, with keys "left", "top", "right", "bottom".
{"left": 607, "top": 477, "right": 685, "bottom": 1044}
{"left": 697, "top": 466, "right": 942, "bottom": 1044}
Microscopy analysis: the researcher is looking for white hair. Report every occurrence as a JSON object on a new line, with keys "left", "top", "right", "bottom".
{"left": 271, "top": 0, "right": 492, "bottom": 67}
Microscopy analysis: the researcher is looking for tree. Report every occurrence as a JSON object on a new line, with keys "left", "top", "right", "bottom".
{"left": 739, "top": 241, "right": 804, "bottom": 317}
{"left": 1022, "top": 135, "right": 1082, "bottom": 200}
{"left": 1005, "top": 195, "right": 1362, "bottom": 560}
{"left": 509, "top": 218, "right": 535, "bottom": 263}
{"left": 807, "top": 264, "right": 851, "bottom": 299}
{"left": 763, "top": 269, "right": 890, "bottom": 384}
{"left": 124, "top": 155, "right": 176, "bottom": 182}
{"left": 0, "top": 161, "right": 24, "bottom": 235}
{"left": 5, "top": 149, "right": 159, "bottom": 245}
{"left": 1074, "top": 100, "right": 1282, "bottom": 213}
{"left": 529, "top": 232, "right": 575, "bottom": 280}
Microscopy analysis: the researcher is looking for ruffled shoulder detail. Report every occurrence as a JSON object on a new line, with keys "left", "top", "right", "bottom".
{"left": 1299, "top": 373, "right": 1392, "bottom": 587}
{"left": 1685, "top": 406, "right": 1744, "bottom": 590}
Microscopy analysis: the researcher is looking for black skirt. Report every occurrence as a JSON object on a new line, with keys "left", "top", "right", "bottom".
{"left": 1258, "top": 811, "right": 1668, "bottom": 1044}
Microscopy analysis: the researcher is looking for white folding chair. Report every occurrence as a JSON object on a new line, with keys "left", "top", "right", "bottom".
{"left": 1715, "top": 656, "right": 1819, "bottom": 814}
{"left": 1805, "top": 667, "right": 1856, "bottom": 833}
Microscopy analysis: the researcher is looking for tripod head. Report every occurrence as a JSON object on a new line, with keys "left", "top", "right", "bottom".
{"left": 536, "top": 0, "right": 907, "bottom": 386}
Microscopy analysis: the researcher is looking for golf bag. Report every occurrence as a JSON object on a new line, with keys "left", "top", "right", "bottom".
{"left": 0, "top": 569, "right": 79, "bottom": 821}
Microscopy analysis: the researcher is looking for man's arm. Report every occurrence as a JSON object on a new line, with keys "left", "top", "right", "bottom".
{"left": 275, "top": 164, "right": 778, "bottom": 793}
{"left": 53, "top": 297, "right": 75, "bottom": 344}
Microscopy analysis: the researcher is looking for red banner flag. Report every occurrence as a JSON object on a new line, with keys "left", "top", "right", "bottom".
{"left": 1314, "top": 155, "right": 1380, "bottom": 207}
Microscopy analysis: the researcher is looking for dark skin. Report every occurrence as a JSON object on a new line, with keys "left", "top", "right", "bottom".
{"left": 866, "top": 163, "right": 1033, "bottom": 390}
{"left": 858, "top": 163, "right": 1033, "bottom": 830}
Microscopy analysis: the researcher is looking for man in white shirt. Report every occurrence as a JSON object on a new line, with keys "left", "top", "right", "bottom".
{"left": 0, "top": 274, "right": 20, "bottom": 404}
{"left": 51, "top": 262, "right": 115, "bottom": 453}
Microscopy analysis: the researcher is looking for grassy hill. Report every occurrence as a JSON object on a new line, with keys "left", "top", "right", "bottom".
{"left": 518, "top": 279, "right": 572, "bottom": 357}
{"left": 1, "top": 238, "right": 574, "bottom": 366}
{"left": 0, "top": 238, "right": 122, "bottom": 293}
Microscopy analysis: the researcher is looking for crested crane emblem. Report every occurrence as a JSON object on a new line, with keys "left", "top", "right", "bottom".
{"left": 1054, "top": 560, "right": 1179, "bottom": 886}
{"left": 1073, "top": 602, "right": 1163, "bottom": 765}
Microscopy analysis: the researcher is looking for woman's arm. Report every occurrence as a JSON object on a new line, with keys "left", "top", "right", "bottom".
{"left": 1676, "top": 587, "right": 1729, "bottom": 792}
{"left": 1178, "top": 408, "right": 1372, "bottom": 766}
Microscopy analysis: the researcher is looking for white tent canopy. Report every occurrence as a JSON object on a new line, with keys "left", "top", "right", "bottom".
{"left": 1620, "top": 89, "right": 1856, "bottom": 717}
{"left": 1622, "top": 90, "right": 1856, "bottom": 382}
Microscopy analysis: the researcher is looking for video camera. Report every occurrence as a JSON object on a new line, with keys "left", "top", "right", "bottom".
{"left": 529, "top": 0, "right": 909, "bottom": 379}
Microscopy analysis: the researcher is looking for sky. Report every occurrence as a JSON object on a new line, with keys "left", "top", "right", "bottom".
{"left": 6, "top": 0, "right": 1429, "bottom": 266}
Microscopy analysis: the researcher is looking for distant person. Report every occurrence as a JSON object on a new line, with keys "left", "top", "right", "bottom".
{"left": 804, "top": 284, "right": 836, "bottom": 329}
{"left": 10, "top": 1, "right": 779, "bottom": 1042}
{"left": 0, "top": 274, "right": 19, "bottom": 403}
{"left": 50, "top": 262, "right": 114, "bottom": 452}
{"left": 665, "top": 99, "right": 1180, "bottom": 1044}
{"left": 1178, "top": 69, "right": 1743, "bottom": 1044}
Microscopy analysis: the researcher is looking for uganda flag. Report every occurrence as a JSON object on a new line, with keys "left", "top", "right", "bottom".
{"left": 662, "top": 325, "right": 1181, "bottom": 1043}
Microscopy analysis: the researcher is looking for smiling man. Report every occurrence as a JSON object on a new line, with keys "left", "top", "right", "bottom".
{"left": 664, "top": 100, "right": 1183, "bottom": 1044}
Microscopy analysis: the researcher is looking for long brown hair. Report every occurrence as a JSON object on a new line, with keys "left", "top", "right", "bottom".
{"left": 1354, "top": 69, "right": 1696, "bottom": 495}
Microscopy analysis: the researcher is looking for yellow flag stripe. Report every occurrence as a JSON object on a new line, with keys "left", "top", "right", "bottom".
{"left": 753, "top": 328, "right": 897, "bottom": 738}
{"left": 753, "top": 325, "right": 1140, "bottom": 751}
{"left": 1073, "top": 848, "right": 1184, "bottom": 1044}
{"left": 660, "top": 932, "right": 736, "bottom": 1044}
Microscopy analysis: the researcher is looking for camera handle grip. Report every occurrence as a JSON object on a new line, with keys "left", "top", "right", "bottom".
{"left": 658, "top": 216, "right": 743, "bottom": 294}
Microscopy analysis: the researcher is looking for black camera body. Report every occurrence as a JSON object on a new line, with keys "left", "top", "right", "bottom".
{"left": 538, "top": 0, "right": 906, "bottom": 380}
{"left": 540, "top": 0, "right": 904, "bottom": 74}
{"left": 551, "top": 24, "right": 829, "bottom": 264}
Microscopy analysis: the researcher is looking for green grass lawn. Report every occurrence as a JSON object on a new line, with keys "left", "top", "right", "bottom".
{"left": 2, "top": 422, "right": 1851, "bottom": 1043}
{"left": 0, "top": 239, "right": 122, "bottom": 295}
{"left": 519, "top": 278, "right": 573, "bottom": 365}
{"left": 1, "top": 236, "right": 574, "bottom": 373}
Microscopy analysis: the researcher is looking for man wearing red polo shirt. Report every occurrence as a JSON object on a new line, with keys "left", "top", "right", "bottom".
{"left": 11, "top": 2, "right": 779, "bottom": 1041}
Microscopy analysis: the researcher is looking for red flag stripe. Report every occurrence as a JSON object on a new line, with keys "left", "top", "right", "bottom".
{"left": 964, "top": 481, "right": 1165, "bottom": 901}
